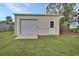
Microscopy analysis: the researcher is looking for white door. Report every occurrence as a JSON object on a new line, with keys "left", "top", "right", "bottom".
{"left": 49, "top": 20, "right": 55, "bottom": 34}
{"left": 20, "top": 20, "right": 38, "bottom": 35}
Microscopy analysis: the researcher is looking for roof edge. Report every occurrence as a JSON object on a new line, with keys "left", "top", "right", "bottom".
{"left": 14, "top": 13, "right": 60, "bottom": 16}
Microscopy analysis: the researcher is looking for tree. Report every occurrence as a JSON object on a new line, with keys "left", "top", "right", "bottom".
{"left": 6, "top": 16, "right": 12, "bottom": 22}
{"left": 46, "top": 3, "right": 63, "bottom": 14}
{"left": 6, "top": 16, "right": 12, "bottom": 25}
{"left": 72, "top": 11, "right": 78, "bottom": 22}
{"left": 63, "top": 3, "right": 76, "bottom": 29}
{"left": 63, "top": 4, "right": 75, "bottom": 21}
{"left": 77, "top": 15, "right": 79, "bottom": 28}
{"left": 60, "top": 17, "right": 64, "bottom": 24}
{"left": 5, "top": 16, "right": 13, "bottom": 30}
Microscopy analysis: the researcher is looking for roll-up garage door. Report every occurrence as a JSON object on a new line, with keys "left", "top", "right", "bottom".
{"left": 20, "top": 19, "right": 38, "bottom": 35}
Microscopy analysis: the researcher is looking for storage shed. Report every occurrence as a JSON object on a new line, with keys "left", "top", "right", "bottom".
{"left": 14, "top": 14, "right": 60, "bottom": 39}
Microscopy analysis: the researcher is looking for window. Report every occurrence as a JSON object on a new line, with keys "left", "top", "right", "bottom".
{"left": 50, "top": 21, "right": 54, "bottom": 28}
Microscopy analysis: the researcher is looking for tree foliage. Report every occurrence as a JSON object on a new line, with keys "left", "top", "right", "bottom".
{"left": 6, "top": 16, "right": 12, "bottom": 22}
{"left": 6, "top": 16, "right": 13, "bottom": 25}
{"left": 46, "top": 3, "right": 63, "bottom": 14}
{"left": 63, "top": 3, "right": 76, "bottom": 21}
{"left": 60, "top": 17, "right": 64, "bottom": 24}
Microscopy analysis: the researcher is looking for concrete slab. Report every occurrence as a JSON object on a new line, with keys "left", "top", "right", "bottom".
{"left": 15, "top": 35, "right": 38, "bottom": 39}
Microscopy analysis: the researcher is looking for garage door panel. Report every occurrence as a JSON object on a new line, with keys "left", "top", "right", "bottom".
{"left": 21, "top": 20, "right": 37, "bottom": 35}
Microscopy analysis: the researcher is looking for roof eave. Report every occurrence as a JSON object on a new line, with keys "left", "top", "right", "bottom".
{"left": 14, "top": 13, "right": 60, "bottom": 16}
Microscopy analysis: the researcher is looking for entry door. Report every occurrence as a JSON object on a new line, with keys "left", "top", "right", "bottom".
{"left": 49, "top": 20, "right": 55, "bottom": 34}
{"left": 20, "top": 19, "right": 37, "bottom": 35}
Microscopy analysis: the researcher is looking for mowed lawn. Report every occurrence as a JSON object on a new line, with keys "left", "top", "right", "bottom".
{"left": 0, "top": 31, "right": 79, "bottom": 56}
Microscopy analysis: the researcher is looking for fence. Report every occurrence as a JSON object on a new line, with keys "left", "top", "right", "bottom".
{"left": 0, "top": 25, "right": 14, "bottom": 31}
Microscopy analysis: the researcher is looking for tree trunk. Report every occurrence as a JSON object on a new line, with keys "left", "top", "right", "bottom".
{"left": 64, "top": 21, "right": 69, "bottom": 31}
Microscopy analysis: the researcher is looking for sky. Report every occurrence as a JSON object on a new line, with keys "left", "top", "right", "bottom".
{"left": 0, "top": 3, "right": 48, "bottom": 21}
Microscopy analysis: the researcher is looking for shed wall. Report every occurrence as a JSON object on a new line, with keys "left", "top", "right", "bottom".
{"left": 15, "top": 15, "right": 59, "bottom": 36}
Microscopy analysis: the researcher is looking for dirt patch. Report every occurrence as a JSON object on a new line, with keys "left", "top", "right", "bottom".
{"left": 60, "top": 24, "right": 79, "bottom": 37}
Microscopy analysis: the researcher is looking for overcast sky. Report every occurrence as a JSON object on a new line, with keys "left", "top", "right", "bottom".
{"left": 0, "top": 3, "right": 48, "bottom": 21}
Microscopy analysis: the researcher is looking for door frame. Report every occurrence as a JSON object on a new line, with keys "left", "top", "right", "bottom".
{"left": 48, "top": 20, "right": 55, "bottom": 34}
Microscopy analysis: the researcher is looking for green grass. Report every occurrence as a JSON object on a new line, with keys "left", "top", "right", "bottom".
{"left": 0, "top": 31, "right": 79, "bottom": 56}
{"left": 69, "top": 28, "right": 79, "bottom": 32}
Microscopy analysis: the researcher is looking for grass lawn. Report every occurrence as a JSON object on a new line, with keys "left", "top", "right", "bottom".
{"left": 0, "top": 31, "right": 79, "bottom": 56}
{"left": 69, "top": 28, "right": 79, "bottom": 33}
